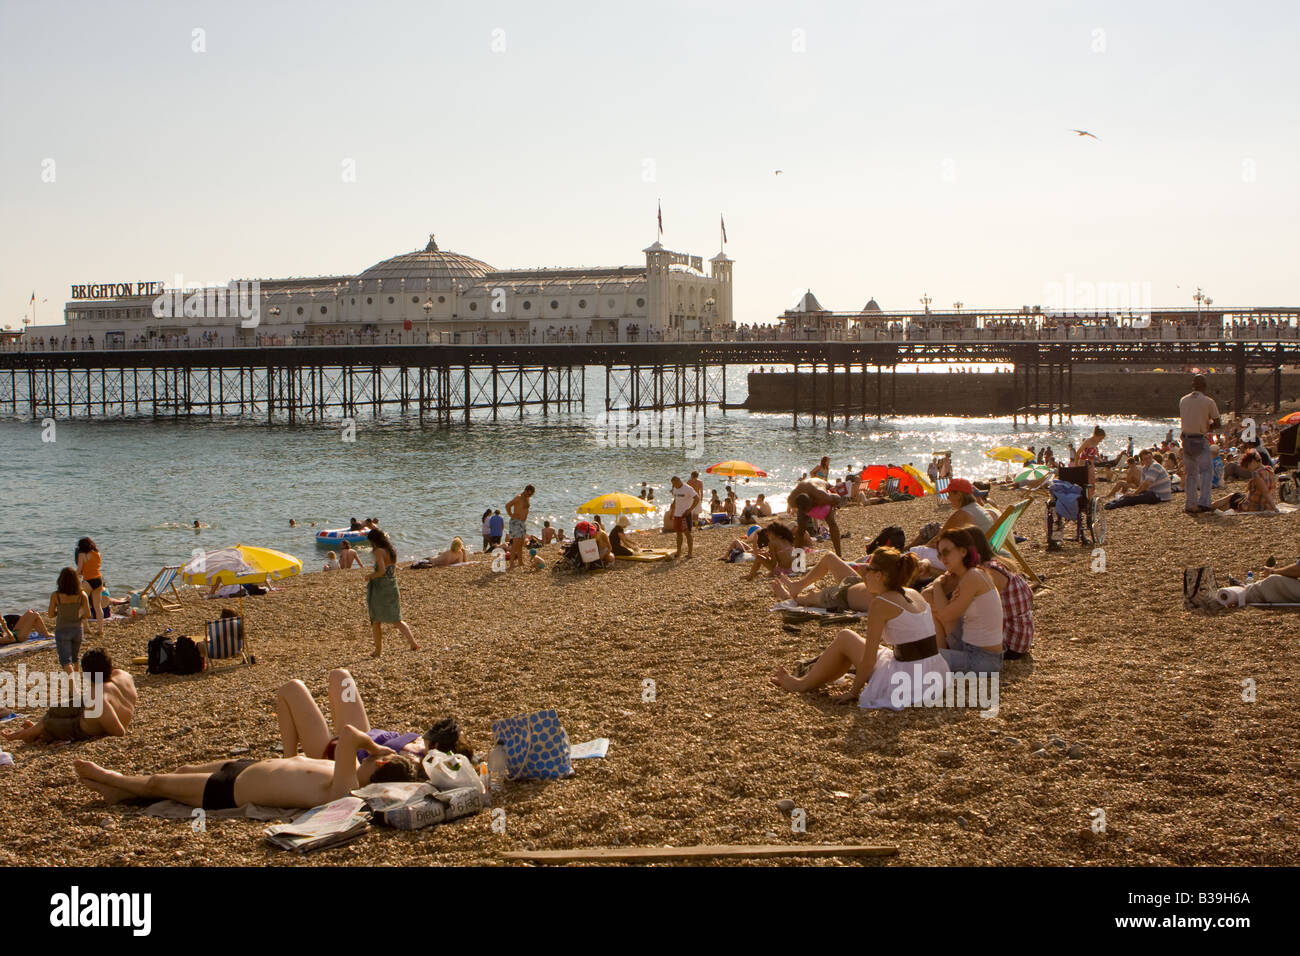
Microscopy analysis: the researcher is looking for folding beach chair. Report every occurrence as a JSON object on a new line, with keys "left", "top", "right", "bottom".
{"left": 1045, "top": 464, "right": 1095, "bottom": 550}
{"left": 141, "top": 565, "right": 183, "bottom": 612}
{"left": 883, "top": 477, "right": 901, "bottom": 496}
{"left": 204, "top": 615, "right": 251, "bottom": 666}
{"left": 986, "top": 499, "right": 1046, "bottom": 589}
{"left": 933, "top": 476, "right": 950, "bottom": 510}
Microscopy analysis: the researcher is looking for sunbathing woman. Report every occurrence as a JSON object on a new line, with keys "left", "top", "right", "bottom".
{"left": 427, "top": 537, "right": 469, "bottom": 567}
{"left": 75, "top": 724, "right": 421, "bottom": 811}
{"left": 1211, "top": 451, "right": 1278, "bottom": 513}
{"left": 771, "top": 551, "right": 874, "bottom": 612}
{"left": 927, "top": 528, "right": 1005, "bottom": 674}
{"left": 276, "top": 668, "right": 470, "bottom": 763}
{"left": 2, "top": 610, "right": 50, "bottom": 645}
{"left": 923, "top": 526, "right": 1034, "bottom": 659}
{"left": 770, "top": 548, "right": 949, "bottom": 709}
{"left": 744, "top": 522, "right": 797, "bottom": 581}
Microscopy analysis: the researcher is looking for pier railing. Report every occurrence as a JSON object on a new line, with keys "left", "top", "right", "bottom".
{"left": 6, "top": 323, "right": 1299, "bottom": 353}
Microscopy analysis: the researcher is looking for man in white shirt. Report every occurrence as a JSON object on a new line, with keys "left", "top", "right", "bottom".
{"left": 1179, "top": 375, "right": 1221, "bottom": 514}
{"left": 670, "top": 475, "right": 699, "bottom": 559}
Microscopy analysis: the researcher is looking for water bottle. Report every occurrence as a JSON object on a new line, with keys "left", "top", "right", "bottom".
{"left": 487, "top": 742, "right": 508, "bottom": 793}
{"left": 1246, "top": 571, "right": 1253, "bottom": 585}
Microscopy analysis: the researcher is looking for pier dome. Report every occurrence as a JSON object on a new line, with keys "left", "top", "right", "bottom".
{"left": 357, "top": 234, "right": 494, "bottom": 289}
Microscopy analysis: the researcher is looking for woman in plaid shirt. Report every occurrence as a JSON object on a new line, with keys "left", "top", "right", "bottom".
{"left": 924, "top": 525, "right": 1035, "bottom": 659}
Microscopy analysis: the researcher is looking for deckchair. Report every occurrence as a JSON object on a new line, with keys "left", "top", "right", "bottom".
{"left": 141, "top": 565, "right": 183, "bottom": 612}
{"left": 986, "top": 499, "right": 1046, "bottom": 589}
{"left": 204, "top": 615, "right": 251, "bottom": 667}
{"left": 933, "top": 476, "right": 950, "bottom": 510}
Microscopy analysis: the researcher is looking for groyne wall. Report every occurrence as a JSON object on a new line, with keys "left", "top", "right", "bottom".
{"left": 744, "top": 371, "right": 1300, "bottom": 418}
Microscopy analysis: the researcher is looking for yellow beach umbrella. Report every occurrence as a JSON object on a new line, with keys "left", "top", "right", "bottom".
{"left": 706, "top": 460, "right": 769, "bottom": 478}
{"left": 181, "top": 544, "right": 303, "bottom": 586}
{"left": 985, "top": 446, "right": 1035, "bottom": 463}
{"left": 576, "top": 492, "right": 656, "bottom": 516}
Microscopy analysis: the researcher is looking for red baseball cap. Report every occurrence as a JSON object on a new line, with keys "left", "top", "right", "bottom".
{"left": 947, "top": 478, "right": 974, "bottom": 495}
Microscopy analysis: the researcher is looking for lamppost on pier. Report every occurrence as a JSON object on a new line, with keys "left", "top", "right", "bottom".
{"left": 423, "top": 299, "right": 434, "bottom": 343}
{"left": 920, "top": 294, "right": 932, "bottom": 313}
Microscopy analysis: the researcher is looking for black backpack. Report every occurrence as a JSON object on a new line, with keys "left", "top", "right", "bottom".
{"left": 146, "top": 633, "right": 205, "bottom": 675}
{"left": 172, "top": 636, "right": 204, "bottom": 674}
{"left": 147, "top": 634, "right": 177, "bottom": 674}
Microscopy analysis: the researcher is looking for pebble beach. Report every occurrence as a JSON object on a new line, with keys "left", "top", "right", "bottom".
{"left": 2, "top": 488, "right": 1297, "bottom": 867}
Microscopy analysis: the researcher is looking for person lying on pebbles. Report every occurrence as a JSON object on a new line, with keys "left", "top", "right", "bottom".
{"left": 744, "top": 522, "right": 798, "bottom": 581}
{"left": 771, "top": 551, "right": 874, "bottom": 612}
{"left": 3, "top": 649, "right": 136, "bottom": 744}
{"left": 74, "top": 724, "right": 422, "bottom": 811}
{"left": 278, "top": 668, "right": 472, "bottom": 762}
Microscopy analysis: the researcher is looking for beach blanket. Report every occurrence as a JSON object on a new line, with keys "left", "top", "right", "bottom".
{"left": 143, "top": 799, "right": 297, "bottom": 822}
{"left": 615, "top": 551, "right": 669, "bottom": 562}
{"left": 0, "top": 638, "right": 55, "bottom": 661}
{"left": 1220, "top": 503, "right": 1298, "bottom": 516}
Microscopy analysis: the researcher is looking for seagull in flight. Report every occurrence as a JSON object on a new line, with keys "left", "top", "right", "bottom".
{"left": 1070, "top": 129, "right": 1099, "bottom": 140}
{"left": 774, "top": 169, "right": 783, "bottom": 175}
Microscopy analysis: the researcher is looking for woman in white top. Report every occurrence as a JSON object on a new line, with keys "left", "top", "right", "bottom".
{"left": 771, "top": 548, "right": 949, "bottom": 710}
{"left": 928, "top": 528, "right": 1004, "bottom": 673}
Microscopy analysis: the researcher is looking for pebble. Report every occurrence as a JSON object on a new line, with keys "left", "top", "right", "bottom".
{"left": 1032, "top": 748, "right": 1050, "bottom": 758}
{"left": 776, "top": 799, "right": 795, "bottom": 813}
{"left": 230, "top": 745, "right": 250, "bottom": 755}
{"left": 1050, "top": 737, "right": 1067, "bottom": 749}
{"left": 856, "top": 793, "right": 872, "bottom": 804}
{"left": 98, "top": 817, "right": 115, "bottom": 830}
{"left": 1003, "top": 736, "right": 1021, "bottom": 745}
{"left": 1067, "top": 744, "right": 1084, "bottom": 759}
{"left": 764, "top": 831, "right": 780, "bottom": 840}
{"left": 956, "top": 816, "right": 968, "bottom": 829}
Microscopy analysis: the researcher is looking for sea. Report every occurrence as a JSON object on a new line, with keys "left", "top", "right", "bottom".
{"left": 0, "top": 365, "right": 1177, "bottom": 609}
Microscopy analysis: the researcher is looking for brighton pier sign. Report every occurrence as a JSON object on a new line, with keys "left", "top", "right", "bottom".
{"left": 70, "top": 282, "right": 165, "bottom": 299}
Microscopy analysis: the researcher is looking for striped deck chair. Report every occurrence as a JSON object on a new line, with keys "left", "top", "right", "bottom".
{"left": 883, "top": 476, "right": 901, "bottom": 496}
{"left": 141, "top": 565, "right": 183, "bottom": 612}
{"left": 205, "top": 616, "right": 250, "bottom": 666}
{"left": 934, "top": 476, "right": 950, "bottom": 509}
{"left": 985, "top": 499, "right": 1046, "bottom": 590}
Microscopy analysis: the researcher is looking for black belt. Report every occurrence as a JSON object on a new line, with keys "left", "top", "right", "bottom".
{"left": 892, "top": 635, "right": 938, "bottom": 662}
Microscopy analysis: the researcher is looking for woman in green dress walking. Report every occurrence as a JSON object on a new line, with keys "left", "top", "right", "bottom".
{"left": 365, "top": 530, "right": 420, "bottom": 657}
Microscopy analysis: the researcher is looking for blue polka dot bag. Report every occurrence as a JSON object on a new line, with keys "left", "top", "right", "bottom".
{"left": 491, "top": 710, "right": 574, "bottom": 781}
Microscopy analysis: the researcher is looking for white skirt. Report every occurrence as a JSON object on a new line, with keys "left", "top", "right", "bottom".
{"left": 858, "top": 646, "right": 952, "bottom": 711}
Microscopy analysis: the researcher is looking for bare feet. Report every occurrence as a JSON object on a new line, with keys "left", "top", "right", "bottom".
{"left": 73, "top": 759, "right": 134, "bottom": 803}
{"left": 770, "top": 578, "right": 792, "bottom": 601}
{"left": 769, "top": 667, "right": 802, "bottom": 693}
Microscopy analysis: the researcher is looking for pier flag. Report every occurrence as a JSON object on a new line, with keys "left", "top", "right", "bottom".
{"left": 721, "top": 215, "right": 727, "bottom": 246}
{"left": 30, "top": 291, "right": 35, "bottom": 304}
{"left": 657, "top": 201, "right": 663, "bottom": 239}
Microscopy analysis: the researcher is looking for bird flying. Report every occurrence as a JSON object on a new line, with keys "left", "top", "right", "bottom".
{"left": 1070, "top": 129, "right": 1099, "bottom": 140}
{"left": 774, "top": 170, "right": 783, "bottom": 175}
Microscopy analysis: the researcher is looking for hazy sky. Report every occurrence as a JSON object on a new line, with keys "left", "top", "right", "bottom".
{"left": 2, "top": 0, "right": 1297, "bottom": 329}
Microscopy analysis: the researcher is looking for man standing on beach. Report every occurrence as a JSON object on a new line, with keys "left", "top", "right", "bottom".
{"left": 687, "top": 470, "right": 705, "bottom": 529}
{"left": 1180, "top": 375, "right": 1221, "bottom": 514}
{"left": 505, "top": 485, "right": 535, "bottom": 568}
{"left": 670, "top": 475, "right": 698, "bottom": 559}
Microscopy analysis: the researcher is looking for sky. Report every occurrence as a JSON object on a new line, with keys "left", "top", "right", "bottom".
{"left": 2, "top": 0, "right": 1298, "bottom": 329}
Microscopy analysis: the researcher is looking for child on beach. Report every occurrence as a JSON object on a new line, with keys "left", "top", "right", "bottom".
{"left": 324, "top": 551, "right": 340, "bottom": 571}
